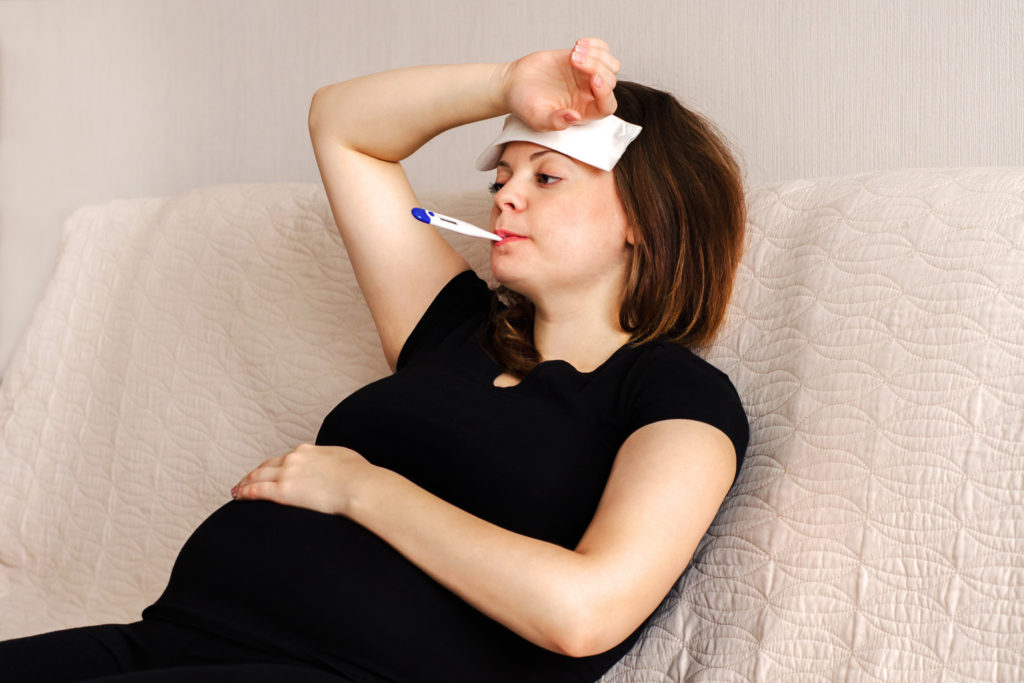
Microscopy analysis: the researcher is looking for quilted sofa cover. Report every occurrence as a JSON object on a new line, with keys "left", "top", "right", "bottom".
{"left": 1, "top": 169, "right": 1022, "bottom": 681}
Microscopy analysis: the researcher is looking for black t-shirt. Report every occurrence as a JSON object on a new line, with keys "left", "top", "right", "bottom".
{"left": 145, "top": 270, "right": 747, "bottom": 682}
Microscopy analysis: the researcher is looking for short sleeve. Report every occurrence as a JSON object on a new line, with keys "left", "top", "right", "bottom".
{"left": 395, "top": 270, "right": 493, "bottom": 371}
{"left": 622, "top": 344, "right": 749, "bottom": 473}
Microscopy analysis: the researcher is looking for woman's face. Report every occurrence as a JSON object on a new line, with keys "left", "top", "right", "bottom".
{"left": 488, "top": 142, "right": 633, "bottom": 303}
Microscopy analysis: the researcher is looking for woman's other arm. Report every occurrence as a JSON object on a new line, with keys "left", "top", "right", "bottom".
{"left": 233, "top": 419, "right": 735, "bottom": 657}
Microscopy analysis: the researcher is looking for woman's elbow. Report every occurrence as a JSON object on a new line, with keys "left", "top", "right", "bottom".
{"left": 550, "top": 632, "right": 601, "bottom": 659}
{"left": 308, "top": 87, "right": 328, "bottom": 136}
{"left": 545, "top": 604, "right": 630, "bottom": 659}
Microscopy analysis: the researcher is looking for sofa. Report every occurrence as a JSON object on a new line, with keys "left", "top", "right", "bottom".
{"left": 1, "top": 168, "right": 1022, "bottom": 681}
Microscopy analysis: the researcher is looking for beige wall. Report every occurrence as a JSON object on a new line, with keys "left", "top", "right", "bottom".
{"left": 2, "top": 0, "right": 1022, "bottom": 376}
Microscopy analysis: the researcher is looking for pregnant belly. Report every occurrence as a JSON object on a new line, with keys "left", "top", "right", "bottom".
{"left": 145, "top": 500, "right": 590, "bottom": 681}
{"left": 147, "top": 501, "right": 499, "bottom": 666}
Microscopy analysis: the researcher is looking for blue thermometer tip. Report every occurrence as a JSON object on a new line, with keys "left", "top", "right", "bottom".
{"left": 411, "top": 208, "right": 433, "bottom": 224}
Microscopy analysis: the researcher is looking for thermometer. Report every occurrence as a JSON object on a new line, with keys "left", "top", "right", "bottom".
{"left": 411, "top": 208, "right": 499, "bottom": 241}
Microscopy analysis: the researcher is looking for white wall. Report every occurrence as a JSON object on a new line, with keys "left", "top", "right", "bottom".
{"left": 2, "top": 0, "right": 1022, "bottom": 376}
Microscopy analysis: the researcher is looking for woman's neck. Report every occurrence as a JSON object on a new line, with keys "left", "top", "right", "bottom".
{"left": 531, "top": 299, "right": 632, "bottom": 373}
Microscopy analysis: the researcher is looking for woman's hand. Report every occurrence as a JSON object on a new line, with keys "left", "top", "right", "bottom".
{"left": 231, "top": 443, "right": 375, "bottom": 516}
{"left": 501, "top": 38, "right": 622, "bottom": 131}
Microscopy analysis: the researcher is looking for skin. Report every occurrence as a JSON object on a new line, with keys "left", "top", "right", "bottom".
{"left": 233, "top": 38, "right": 736, "bottom": 658}
{"left": 489, "top": 141, "right": 635, "bottom": 377}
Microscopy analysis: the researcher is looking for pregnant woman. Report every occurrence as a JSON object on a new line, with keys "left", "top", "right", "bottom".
{"left": 0, "top": 38, "right": 747, "bottom": 682}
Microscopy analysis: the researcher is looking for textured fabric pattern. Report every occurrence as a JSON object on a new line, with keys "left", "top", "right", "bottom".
{"left": 1, "top": 170, "right": 1022, "bottom": 681}
{"left": 605, "top": 168, "right": 1024, "bottom": 682}
{"left": 0, "top": 184, "right": 493, "bottom": 638}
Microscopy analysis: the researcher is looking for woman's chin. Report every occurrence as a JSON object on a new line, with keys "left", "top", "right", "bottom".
{"left": 490, "top": 271, "right": 533, "bottom": 301}
{"left": 489, "top": 256, "right": 520, "bottom": 288}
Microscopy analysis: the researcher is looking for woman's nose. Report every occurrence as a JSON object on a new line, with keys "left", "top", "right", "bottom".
{"left": 493, "top": 182, "right": 524, "bottom": 212}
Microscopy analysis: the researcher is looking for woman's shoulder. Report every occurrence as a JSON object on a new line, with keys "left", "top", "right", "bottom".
{"left": 395, "top": 270, "right": 494, "bottom": 370}
{"left": 617, "top": 339, "right": 748, "bottom": 463}
{"left": 622, "top": 339, "right": 735, "bottom": 390}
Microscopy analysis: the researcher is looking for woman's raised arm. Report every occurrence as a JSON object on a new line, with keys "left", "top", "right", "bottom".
{"left": 307, "top": 39, "right": 619, "bottom": 369}
{"left": 308, "top": 62, "right": 502, "bottom": 370}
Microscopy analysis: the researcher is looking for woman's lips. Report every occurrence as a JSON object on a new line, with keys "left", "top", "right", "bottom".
{"left": 494, "top": 229, "right": 527, "bottom": 245}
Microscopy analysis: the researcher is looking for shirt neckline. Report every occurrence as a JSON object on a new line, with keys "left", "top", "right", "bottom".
{"left": 489, "top": 341, "right": 634, "bottom": 390}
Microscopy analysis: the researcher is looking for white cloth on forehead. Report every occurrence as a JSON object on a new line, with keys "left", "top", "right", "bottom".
{"left": 474, "top": 114, "right": 643, "bottom": 172}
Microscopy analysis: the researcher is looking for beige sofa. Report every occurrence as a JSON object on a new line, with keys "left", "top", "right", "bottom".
{"left": 2, "top": 169, "right": 1022, "bottom": 681}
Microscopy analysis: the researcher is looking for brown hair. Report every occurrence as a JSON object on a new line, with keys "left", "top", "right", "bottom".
{"left": 483, "top": 81, "right": 746, "bottom": 377}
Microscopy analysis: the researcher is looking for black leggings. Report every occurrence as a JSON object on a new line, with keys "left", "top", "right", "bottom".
{"left": 0, "top": 619, "right": 350, "bottom": 682}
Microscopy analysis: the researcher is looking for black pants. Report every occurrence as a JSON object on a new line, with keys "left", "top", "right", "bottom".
{"left": 0, "top": 618, "right": 349, "bottom": 682}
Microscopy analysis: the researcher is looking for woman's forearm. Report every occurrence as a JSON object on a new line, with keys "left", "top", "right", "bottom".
{"left": 347, "top": 464, "right": 618, "bottom": 657}
{"left": 231, "top": 444, "right": 617, "bottom": 655}
{"left": 232, "top": 425, "right": 724, "bottom": 659}
{"left": 308, "top": 61, "right": 511, "bottom": 162}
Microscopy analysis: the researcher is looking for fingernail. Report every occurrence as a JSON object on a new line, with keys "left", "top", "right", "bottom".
{"left": 572, "top": 50, "right": 585, "bottom": 65}
{"left": 576, "top": 39, "right": 589, "bottom": 52}
{"left": 230, "top": 485, "right": 238, "bottom": 498}
{"left": 593, "top": 74, "right": 603, "bottom": 89}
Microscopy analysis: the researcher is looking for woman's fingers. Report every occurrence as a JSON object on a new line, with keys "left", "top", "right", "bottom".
{"left": 547, "top": 107, "right": 581, "bottom": 130}
{"left": 591, "top": 74, "right": 618, "bottom": 116}
{"left": 574, "top": 38, "right": 619, "bottom": 74}
{"left": 572, "top": 39, "right": 620, "bottom": 81}
{"left": 228, "top": 444, "right": 366, "bottom": 515}
{"left": 231, "top": 451, "right": 290, "bottom": 497}
{"left": 578, "top": 37, "right": 610, "bottom": 54}
{"left": 502, "top": 38, "right": 621, "bottom": 130}
{"left": 570, "top": 39, "right": 620, "bottom": 117}
{"left": 232, "top": 465, "right": 276, "bottom": 498}
{"left": 245, "top": 464, "right": 282, "bottom": 483}
{"left": 256, "top": 454, "right": 285, "bottom": 469}
{"left": 232, "top": 478, "right": 280, "bottom": 502}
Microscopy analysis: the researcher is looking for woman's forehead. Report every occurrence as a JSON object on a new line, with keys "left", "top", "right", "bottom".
{"left": 496, "top": 142, "right": 581, "bottom": 169}
{"left": 501, "top": 140, "right": 569, "bottom": 162}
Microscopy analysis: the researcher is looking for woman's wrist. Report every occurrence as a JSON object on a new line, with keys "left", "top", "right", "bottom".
{"left": 489, "top": 60, "right": 516, "bottom": 117}
{"left": 339, "top": 460, "right": 394, "bottom": 520}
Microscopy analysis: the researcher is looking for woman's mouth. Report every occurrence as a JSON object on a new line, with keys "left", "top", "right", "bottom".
{"left": 494, "top": 229, "right": 527, "bottom": 245}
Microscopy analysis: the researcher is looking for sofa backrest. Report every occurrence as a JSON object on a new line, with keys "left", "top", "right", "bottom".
{"left": 1, "top": 170, "right": 1022, "bottom": 680}
{"left": 621, "top": 168, "right": 1024, "bottom": 681}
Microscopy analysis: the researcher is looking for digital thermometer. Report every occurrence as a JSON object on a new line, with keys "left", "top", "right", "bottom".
{"left": 411, "top": 208, "right": 499, "bottom": 241}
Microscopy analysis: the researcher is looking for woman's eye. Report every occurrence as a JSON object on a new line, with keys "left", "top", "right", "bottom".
{"left": 489, "top": 174, "right": 559, "bottom": 194}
